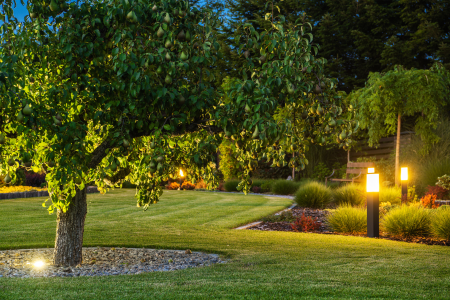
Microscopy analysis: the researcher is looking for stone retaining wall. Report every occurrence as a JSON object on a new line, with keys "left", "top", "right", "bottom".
{"left": 436, "top": 200, "right": 450, "bottom": 206}
{"left": 0, "top": 186, "right": 99, "bottom": 200}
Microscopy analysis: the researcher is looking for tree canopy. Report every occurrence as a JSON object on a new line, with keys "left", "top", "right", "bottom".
{"left": 0, "top": 0, "right": 352, "bottom": 265}
{"left": 347, "top": 63, "right": 450, "bottom": 184}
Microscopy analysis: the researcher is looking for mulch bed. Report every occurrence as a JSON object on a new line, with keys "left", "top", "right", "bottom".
{"left": 248, "top": 206, "right": 450, "bottom": 247}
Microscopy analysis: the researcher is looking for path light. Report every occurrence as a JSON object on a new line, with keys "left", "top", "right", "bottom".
{"left": 179, "top": 169, "right": 184, "bottom": 190}
{"left": 401, "top": 167, "right": 408, "bottom": 200}
{"left": 366, "top": 172, "right": 379, "bottom": 238}
{"left": 368, "top": 167, "right": 375, "bottom": 174}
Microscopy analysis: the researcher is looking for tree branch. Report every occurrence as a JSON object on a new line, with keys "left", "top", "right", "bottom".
{"left": 87, "top": 139, "right": 112, "bottom": 169}
{"left": 103, "top": 167, "right": 131, "bottom": 186}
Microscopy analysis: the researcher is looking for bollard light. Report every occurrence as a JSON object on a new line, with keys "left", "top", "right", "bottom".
{"left": 366, "top": 173, "right": 379, "bottom": 238}
{"left": 366, "top": 173, "right": 379, "bottom": 192}
{"left": 401, "top": 167, "right": 408, "bottom": 201}
{"left": 401, "top": 167, "right": 408, "bottom": 181}
{"left": 368, "top": 167, "right": 375, "bottom": 174}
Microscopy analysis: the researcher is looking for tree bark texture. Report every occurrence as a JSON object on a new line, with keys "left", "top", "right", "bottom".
{"left": 395, "top": 113, "right": 401, "bottom": 186}
{"left": 53, "top": 187, "right": 87, "bottom": 266}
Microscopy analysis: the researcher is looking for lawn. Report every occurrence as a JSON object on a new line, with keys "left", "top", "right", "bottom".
{"left": 1, "top": 189, "right": 450, "bottom": 299}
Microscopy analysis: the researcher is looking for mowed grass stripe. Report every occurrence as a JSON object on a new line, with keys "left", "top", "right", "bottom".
{"left": 0, "top": 190, "right": 450, "bottom": 299}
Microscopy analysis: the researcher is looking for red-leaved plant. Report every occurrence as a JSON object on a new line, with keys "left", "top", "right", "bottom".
{"left": 166, "top": 182, "right": 180, "bottom": 190}
{"left": 181, "top": 181, "right": 195, "bottom": 190}
{"left": 420, "top": 193, "right": 440, "bottom": 209}
{"left": 425, "top": 185, "right": 449, "bottom": 200}
{"left": 291, "top": 213, "right": 321, "bottom": 232}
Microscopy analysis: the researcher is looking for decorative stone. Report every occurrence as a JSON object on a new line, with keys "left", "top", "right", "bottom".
{"left": 0, "top": 247, "right": 226, "bottom": 278}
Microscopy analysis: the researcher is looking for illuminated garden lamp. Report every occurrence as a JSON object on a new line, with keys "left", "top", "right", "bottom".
{"left": 366, "top": 173, "right": 380, "bottom": 238}
{"left": 401, "top": 167, "right": 408, "bottom": 200}
{"left": 368, "top": 168, "right": 375, "bottom": 174}
{"left": 179, "top": 169, "right": 184, "bottom": 190}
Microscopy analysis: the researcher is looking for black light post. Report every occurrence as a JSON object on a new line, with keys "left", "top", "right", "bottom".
{"left": 366, "top": 173, "right": 380, "bottom": 238}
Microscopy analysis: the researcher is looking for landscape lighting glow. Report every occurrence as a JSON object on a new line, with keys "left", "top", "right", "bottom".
{"left": 368, "top": 168, "right": 375, "bottom": 174}
{"left": 33, "top": 260, "right": 45, "bottom": 268}
{"left": 179, "top": 169, "right": 184, "bottom": 177}
{"left": 401, "top": 167, "right": 408, "bottom": 181}
{"left": 366, "top": 174, "right": 379, "bottom": 193}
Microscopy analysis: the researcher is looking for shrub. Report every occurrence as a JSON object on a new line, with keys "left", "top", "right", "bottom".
{"left": 436, "top": 174, "right": 450, "bottom": 190}
{"left": 216, "top": 181, "right": 225, "bottom": 191}
{"left": 181, "top": 181, "right": 195, "bottom": 190}
{"left": 326, "top": 205, "right": 367, "bottom": 233}
{"left": 420, "top": 194, "right": 439, "bottom": 209}
{"left": 438, "top": 205, "right": 450, "bottom": 211}
{"left": 332, "top": 184, "right": 365, "bottom": 206}
{"left": 25, "top": 172, "right": 46, "bottom": 187}
{"left": 166, "top": 182, "right": 180, "bottom": 190}
{"left": 260, "top": 181, "right": 274, "bottom": 193}
{"left": 251, "top": 186, "right": 262, "bottom": 193}
{"left": 380, "top": 186, "right": 402, "bottom": 205}
{"left": 291, "top": 213, "right": 321, "bottom": 232}
{"left": 425, "top": 185, "right": 448, "bottom": 200}
{"left": 382, "top": 205, "right": 431, "bottom": 237}
{"left": 194, "top": 179, "right": 207, "bottom": 189}
{"left": 431, "top": 209, "right": 450, "bottom": 240}
{"left": 271, "top": 180, "right": 301, "bottom": 195}
{"left": 224, "top": 180, "right": 240, "bottom": 192}
{"left": 294, "top": 182, "right": 332, "bottom": 209}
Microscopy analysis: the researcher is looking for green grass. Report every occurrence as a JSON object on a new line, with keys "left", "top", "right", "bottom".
{"left": 1, "top": 190, "right": 450, "bottom": 299}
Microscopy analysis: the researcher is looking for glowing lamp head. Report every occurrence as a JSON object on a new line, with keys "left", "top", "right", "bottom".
{"left": 366, "top": 173, "right": 380, "bottom": 193}
{"left": 33, "top": 260, "right": 45, "bottom": 268}
{"left": 401, "top": 167, "right": 408, "bottom": 181}
{"left": 368, "top": 167, "right": 375, "bottom": 174}
{"left": 179, "top": 169, "right": 184, "bottom": 177}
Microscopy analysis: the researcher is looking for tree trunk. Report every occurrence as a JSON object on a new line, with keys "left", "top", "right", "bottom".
{"left": 53, "top": 187, "right": 87, "bottom": 266}
{"left": 292, "top": 151, "right": 295, "bottom": 180}
{"left": 395, "top": 113, "right": 401, "bottom": 186}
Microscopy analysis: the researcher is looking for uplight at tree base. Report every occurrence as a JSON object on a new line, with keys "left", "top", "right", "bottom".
{"left": 33, "top": 260, "right": 45, "bottom": 268}
{"left": 401, "top": 167, "right": 408, "bottom": 181}
{"left": 179, "top": 169, "right": 184, "bottom": 177}
{"left": 366, "top": 174, "right": 379, "bottom": 193}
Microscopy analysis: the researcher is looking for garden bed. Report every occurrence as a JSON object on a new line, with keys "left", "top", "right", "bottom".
{"left": 247, "top": 206, "right": 450, "bottom": 247}
{"left": 0, "top": 186, "right": 99, "bottom": 200}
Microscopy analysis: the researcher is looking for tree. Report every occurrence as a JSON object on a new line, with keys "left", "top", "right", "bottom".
{"left": 348, "top": 63, "right": 450, "bottom": 186}
{"left": 217, "top": 0, "right": 450, "bottom": 93}
{"left": 0, "top": 0, "right": 350, "bottom": 266}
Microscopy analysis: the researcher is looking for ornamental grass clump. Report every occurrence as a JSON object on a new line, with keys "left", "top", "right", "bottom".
{"left": 431, "top": 208, "right": 450, "bottom": 240}
{"left": 271, "top": 180, "right": 301, "bottom": 195}
{"left": 332, "top": 184, "right": 365, "bottom": 206}
{"left": 382, "top": 205, "right": 431, "bottom": 238}
{"left": 294, "top": 181, "right": 332, "bottom": 208}
{"left": 326, "top": 205, "right": 367, "bottom": 234}
{"left": 380, "top": 186, "right": 402, "bottom": 205}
